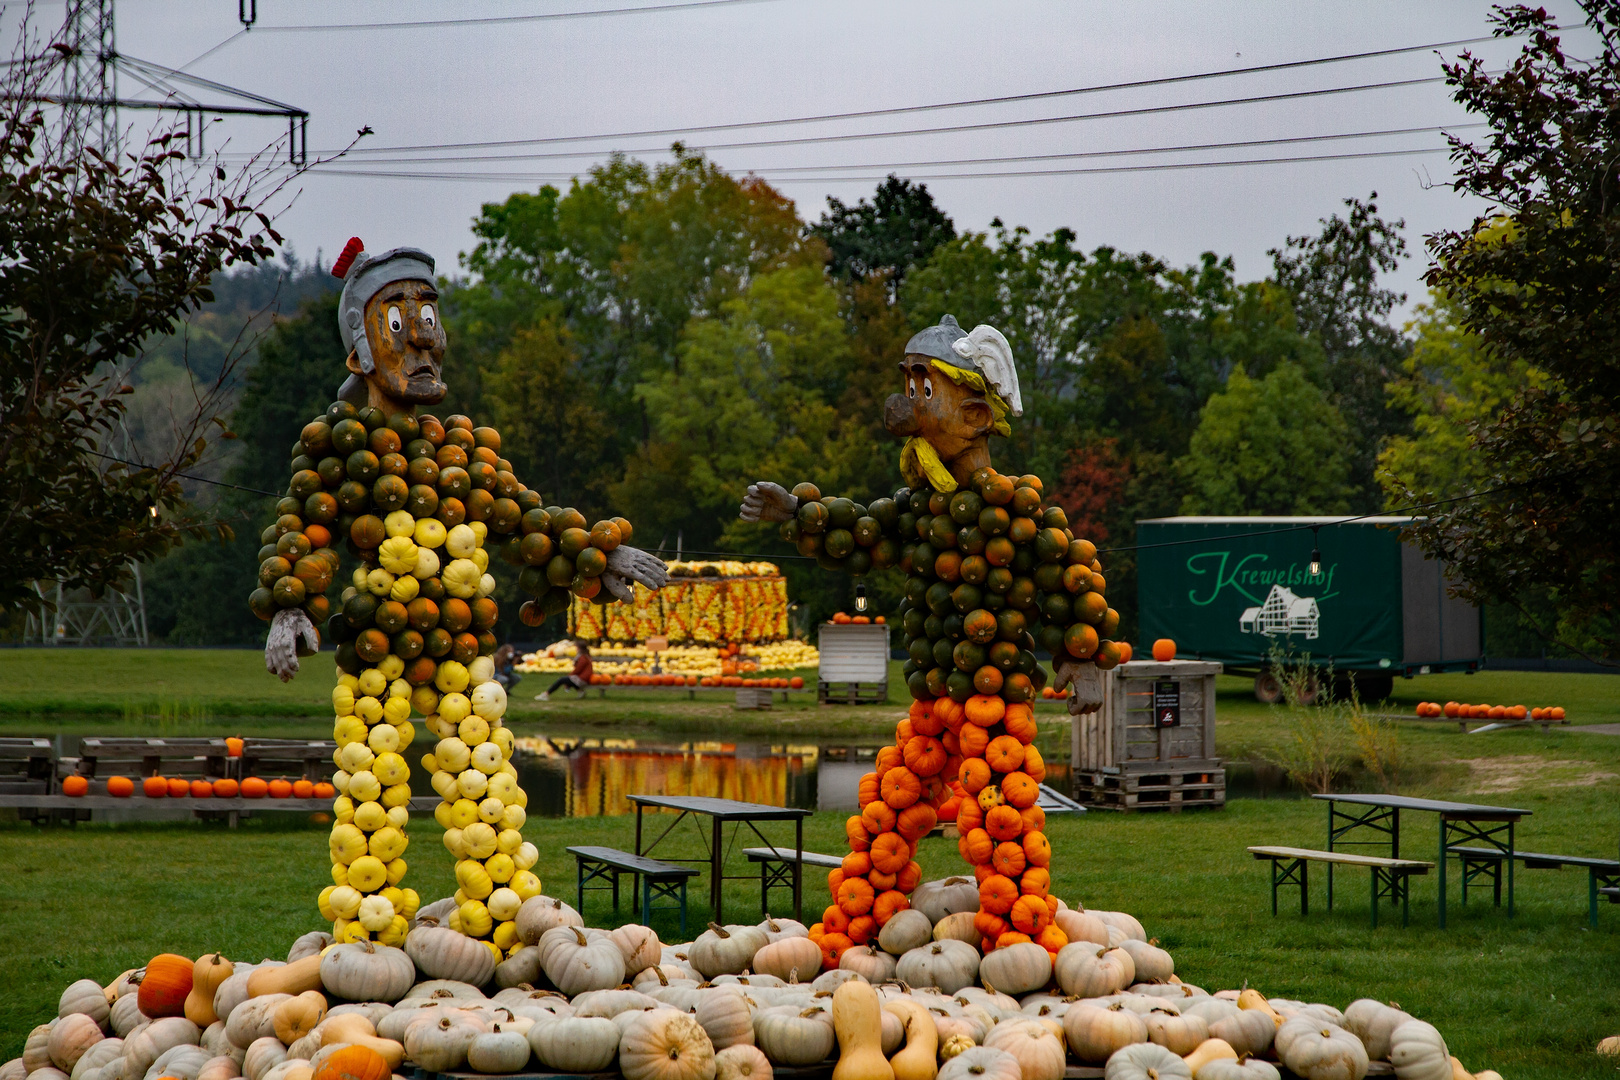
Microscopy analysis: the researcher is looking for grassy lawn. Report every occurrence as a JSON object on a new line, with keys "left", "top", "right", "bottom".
{"left": 1, "top": 648, "right": 1617, "bottom": 1076}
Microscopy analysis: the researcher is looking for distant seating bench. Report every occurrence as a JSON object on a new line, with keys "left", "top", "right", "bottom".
{"left": 743, "top": 847, "right": 843, "bottom": 917}
{"left": 567, "top": 845, "right": 697, "bottom": 934}
{"left": 1449, "top": 846, "right": 1620, "bottom": 928}
{"left": 1250, "top": 845, "right": 1434, "bottom": 928}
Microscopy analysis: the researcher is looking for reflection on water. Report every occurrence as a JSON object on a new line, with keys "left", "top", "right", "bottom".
{"left": 404, "top": 736, "right": 1073, "bottom": 818}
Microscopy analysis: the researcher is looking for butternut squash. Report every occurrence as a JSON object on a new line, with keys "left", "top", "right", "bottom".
{"left": 247, "top": 956, "right": 324, "bottom": 999}
{"left": 1183, "top": 1038, "right": 1238, "bottom": 1073}
{"left": 883, "top": 999, "right": 937, "bottom": 1080}
{"left": 185, "top": 955, "right": 235, "bottom": 1028}
{"left": 1236, "top": 990, "right": 1283, "bottom": 1028}
{"left": 831, "top": 980, "right": 893, "bottom": 1080}
{"left": 319, "top": 1012, "right": 405, "bottom": 1070}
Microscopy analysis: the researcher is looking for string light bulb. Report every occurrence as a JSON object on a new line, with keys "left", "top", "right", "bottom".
{"left": 854, "top": 582, "right": 868, "bottom": 612}
{"left": 1308, "top": 525, "right": 1322, "bottom": 578}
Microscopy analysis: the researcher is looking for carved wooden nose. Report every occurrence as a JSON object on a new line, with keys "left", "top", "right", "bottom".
{"left": 884, "top": 393, "right": 920, "bottom": 436}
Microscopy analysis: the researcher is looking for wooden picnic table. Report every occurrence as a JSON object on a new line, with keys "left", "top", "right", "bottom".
{"left": 628, "top": 794, "right": 811, "bottom": 924}
{"left": 1313, "top": 792, "right": 1531, "bottom": 927}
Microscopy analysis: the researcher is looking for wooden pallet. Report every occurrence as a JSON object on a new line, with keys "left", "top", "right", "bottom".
{"left": 1076, "top": 765, "right": 1226, "bottom": 812}
{"left": 817, "top": 680, "right": 887, "bottom": 705}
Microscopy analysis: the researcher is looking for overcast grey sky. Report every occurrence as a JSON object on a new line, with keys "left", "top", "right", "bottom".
{"left": 19, "top": 1, "right": 1601, "bottom": 320}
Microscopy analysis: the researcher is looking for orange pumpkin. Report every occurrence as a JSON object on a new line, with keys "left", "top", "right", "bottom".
{"left": 241, "top": 777, "right": 268, "bottom": 798}
{"left": 903, "top": 736, "right": 947, "bottom": 777}
{"left": 857, "top": 772, "right": 880, "bottom": 807}
{"left": 910, "top": 704, "right": 944, "bottom": 737}
{"left": 312, "top": 782, "right": 335, "bottom": 798}
{"left": 958, "top": 758, "right": 992, "bottom": 795}
{"left": 819, "top": 932, "right": 853, "bottom": 970}
{"left": 868, "top": 868, "right": 898, "bottom": 891}
{"left": 213, "top": 777, "right": 239, "bottom": 797}
{"left": 62, "top": 775, "right": 89, "bottom": 797}
{"left": 881, "top": 767, "right": 922, "bottom": 809}
{"left": 106, "top": 775, "right": 134, "bottom": 797}
{"left": 1001, "top": 771, "right": 1039, "bottom": 809}
{"left": 979, "top": 874, "right": 1018, "bottom": 915}
{"left": 939, "top": 795, "right": 963, "bottom": 824}
{"left": 166, "top": 777, "right": 190, "bottom": 797}
{"left": 974, "top": 911, "right": 1010, "bottom": 940}
{"left": 845, "top": 815, "right": 870, "bottom": 848}
{"left": 1020, "top": 867, "right": 1051, "bottom": 897}
{"left": 1035, "top": 924, "right": 1069, "bottom": 954}
{"left": 225, "top": 737, "right": 244, "bottom": 757}
{"left": 1019, "top": 803, "right": 1047, "bottom": 834}
{"left": 313, "top": 1044, "right": 390, "bottom": 1080}
{"left": 964, "top": 694, "right": 1005, "bottom": 726}
{"left": 940, "top": 728, "right": 961, "bottom": 755}
{"left": 895, "top": 718, "right": 915, "bottom": 745}
{"left": 985, "top": 736, "right": 1025, "bottom": 775}
{"left": 1022, "top": 745, "right": 1046, "bottom": 783}
{"left": 869, "top": 832, "right": 912, "bottom": 875}
{"left": 995, "top": 930, "right": 1034, "bottom": 950}
{"left": 1023, "top": 830, "right": 1052, "bottom": 868}
{"left": 959, "top": 827, "right": 994, "bottom": 866}
{"left": 985, "top": 804, "right": 1024, "bottom": 842}
{"left": 1044, "top": 893, "right": 1061, "bottom": 917}
{"left": 940, "top": 754, "right": 963, "bottom": 784}
{"left": 189, "top": 779, "right": 213, "bottom": 798}
{"left": 1002, "top": 702, "right": 1037, "bottom": 743}
{"left": 292, "top": 779, "right": 315, "bottom": 798}
{"left": 991, "top": 841, "right": 1027, "bottom": 878}
{"left": 973, "top": 863, "right": 995, "bottom": 885}
{"left": 828, "top": 869, "right": 846, "bottom": 897}
{"left": 872, "top": 890, "right": 910, "bottom": 926}
{"left": 842, "top": 851, "right": 872, "bottom": 878}
{"left": 876, "top": 745, "right": 904, "bottom": 774}
{"left": 896, "top": 861, "right": 923, "bottom": 893}
{"left": 822, "top": 905, "right": 850, "bottom": 935}
{"left": 861, "top": 800, "right": 897, "bottom": 836}
{"left": 837, "top": 876, "right": 876, "bottom": 917}
{"left": 934, "top": 696, "right": 966, "bottom": 733}
{"left": 972, "top": 666, "right": 1004, "bottom": 695}
{"left": 137, "top": 954, "right": 194, "bottom": 1018}
{"left": 955, "top": 798, "right": 985, "bottom": 834}
{"left": 896, "top": 803, "right": 937, "bottom": 842}
{"left": 846, "top": 915, "right": 876, "bottom": 945}
{"left": 957, "top": 722, "right": 990, "bottom": 759}
{"left": 1009, "top": 893, "right": 1051, "bottom": 935}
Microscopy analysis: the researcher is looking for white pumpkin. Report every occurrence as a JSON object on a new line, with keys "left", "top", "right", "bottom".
{"left": 714, "top": 1043, "right": 772, "bottom": 1080}
{"left": 48, "top": 1016, "right": 103, "bottom": 1073}
{"left": 1387, "top": 1021, "right": 1450, "bottom": 1080}
{"left": 69, "top": 1041, "right": 122, "bottom": 1080}
{"left": 695, "top": 988, "right": 756, "bottom": 1050}
{"left": 1055, "top": 944, "right": 1135, "bottom": 999}
{"left": 937, "top": 1046, "right": 1020, "bottom": 1080}
{"left": 403, "top": 1014, "right": 482, "bottom": 1073}
{"left": 538, "top": 925, "right": 626, "bottom": 996}
{"left": 405, "top": 919, "right": 497, "bottom": 985}
{"left": 982, "top": 1019, "right": 1064, "bottom": 1080}
{"left": 619, "top": 1010, "right": 717, "bottom": 1080}
{"left": 572, "top": 989, "right": 659, "bottom": 1019}
{"left": 610, "top": 925, "right": 664, "bottom": 977}
{"left": 514, "top": 896, "right": 583, "bottom": 945}
{"left": 1053, "top": 908, "right": 1111, "bottom": 947}
{"left": 1102, "top": 1042, "right": 1191, "bottom": 1079}
{"left": 690, "top": 924, "right": 769, "bottom": 980}
{"left": 111, "top": 996, "right": 147, "bottom": 1038}
{"left": 286, "top": 933, "right": 332, "bottom": 964}
{"left": 59, "top": 982, "right": 112, "bottom": 1028}
{"left": 527, "top": 1016, "right": 620, "bottom": 1072}
{"left": 1274, "top": 1018, "right": 1369, "bottom": 1080}
{"left": 756, "top": 916, "right": 809, "bottom": 943}
{"left": 1090, "top": 911, "right": 1147, "bottom": 942}
{"left": 1195, "top": 1059, "right": 1281, "bottom": 1080}
{"left": 1208, "top": 1011, "right": 1276, "bottom": 1059}
{"left": 1118, "top": 940, "right": 1174, "bottom": 983}
{"left": 194, "top": 1056, "right": 241, "bottom": 1080}
{"left": 838, "top": 946, "right": 898, "bottom": 983}
{"left": 1064, "top": 1003, "right": 1148, "bottom": 1064}
{"left": 1144, "top": 1011, "right": 1208, "bottom": 1056}
{"left": 911, "top": 878, "right": 981, "bottom": 927}
{"left": 239, "top": 1038, "right": 284, "bottom": 1080}
{"left": 931, "top": 912, "right": 980, "bottom": 946}
{"left": 875, "top": 910, "right": 933, "bottom": 957}
{"left": 752, "top": 1006, "right": 834, "bottom": 1066}
{"left": 976, "top": 943, "right": 1052, "bottom": 996}
{"left": 319, "top": 942, "right": 415, "bottom": 1004}
{"left": 225, "top": 997, "right": 287, "bottom": 1051}
{"left": 1343, "top": 1000, "right": 1416, "bottom": 1061}
{"left": 896, "top": 941, "right": 980, "bottom": 994}
{"left": 144, "top": 1044, "right": 212, "bottom": 1080}
{"left": 466, "top": 1025, "right": 531, "bottom": 1074}
{"left": 124, "top": 1019, "right": 201, "bottom": 1078}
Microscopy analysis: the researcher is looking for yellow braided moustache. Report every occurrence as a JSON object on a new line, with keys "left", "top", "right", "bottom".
{"left": 897, "top": 360, "right": 1015, "bottom": 493}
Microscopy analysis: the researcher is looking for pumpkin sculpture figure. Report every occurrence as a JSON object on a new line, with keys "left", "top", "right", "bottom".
{"left": 740, "top": 316, "right": 1117, "bottom": 968}
{"left": 249, "top": 238, "right": 667, "bottom": 960}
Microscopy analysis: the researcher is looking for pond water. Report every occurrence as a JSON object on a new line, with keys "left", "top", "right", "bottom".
{"left": 405, "top": 736, "right": 1072, "bottom": 817}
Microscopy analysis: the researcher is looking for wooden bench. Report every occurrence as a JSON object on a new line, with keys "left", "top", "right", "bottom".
{"left": 1449, "top": 846, "right": 1620, "bottom": 927}
{"left": 238, "top": 738, "right": 337, "bottom": 782}
{"left": 0, "top": 737, "right": 57, "bottom": 794}
{"left": 744, "top": 847, "right": 843, "bottom": 917}
{"left": 1250, "top": 846, "right": 1434, "bottom": 928}
{"left": 567, "top": 846, "right": 698, "bottom": 934}
{"left": 73, "top": 737, "right": 229, "bottom": 780}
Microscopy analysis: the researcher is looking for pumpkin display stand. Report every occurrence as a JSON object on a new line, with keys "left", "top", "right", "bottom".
{"left": 1070, "top": 661, "right": 1226, "bottom": 812}
{"left": 815, "top": 623, "right": 891, "bottom": 705}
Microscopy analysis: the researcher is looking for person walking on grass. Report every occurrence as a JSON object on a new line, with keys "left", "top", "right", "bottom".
{"left": 492, "top": 644, "right": 521, "bottom": 692}
{"left": 537, "top": 641, "right": 592, "bottom": 700}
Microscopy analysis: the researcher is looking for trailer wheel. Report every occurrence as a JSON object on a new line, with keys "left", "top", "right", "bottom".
{"left": 1254, "top": 671, "right": 1284, "bottom": 704}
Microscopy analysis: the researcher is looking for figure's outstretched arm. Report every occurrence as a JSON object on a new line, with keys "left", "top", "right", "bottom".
{"left": 741, "top": 479, "right": 911, "bottom": 575}
{"left": 504, "top": 479, "right": 666, "bottom": 624}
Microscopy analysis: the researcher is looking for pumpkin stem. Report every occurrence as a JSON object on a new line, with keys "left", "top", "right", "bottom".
{"left": 655, "top": 968, "right": 669, "bottom": 986}
{"left": 492, "top": 1023, "right": 502, "bottom": 1033}
{"left": 571, "top": 927, "right": 589, "bottom": 946}
{"left": 708, "top": 922, "right": 730, "bottom": 938}
{"left": 787, "top": 967, "right": 798, "bottom": 985}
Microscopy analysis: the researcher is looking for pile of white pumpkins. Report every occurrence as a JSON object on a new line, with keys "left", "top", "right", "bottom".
{"left": 6, "top": 879, "right": 1503, "bottom": 1080}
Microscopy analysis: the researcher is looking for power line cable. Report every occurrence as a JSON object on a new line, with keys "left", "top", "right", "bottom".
{"left": 251, "top": 0, "right": 786, "bottom": 32}
{"left": 328, "top": 32, "right": 1533, "bottom": 156}
{"left": 86, "top": 450, "right": 284, "bottom": 500}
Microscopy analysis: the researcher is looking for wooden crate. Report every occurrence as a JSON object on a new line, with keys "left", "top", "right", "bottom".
{"left": 817, "top": 623, "right": 890, "bottom": 705}
{"left": 1072, "top": 660, "right": 1221, "bottom": 771}
{"left": 1077, "top": 763, "right": 1226, "bottom": 812}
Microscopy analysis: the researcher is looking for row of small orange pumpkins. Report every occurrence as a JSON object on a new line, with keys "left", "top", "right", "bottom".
{"left": 61, "top": 775, "right": 337, "bottom": 799}
{"left": 1415, "top": 701, "right": 1567, "bottom": 720}
{"left": 827, "top": 613, "right": 887, "bottom": 625}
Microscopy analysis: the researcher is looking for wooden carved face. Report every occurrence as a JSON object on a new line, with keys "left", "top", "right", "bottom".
{"left": 346, "top": 278, "right": 448, "bottom": 407}
{"left": 884, "top": 354, "right": 995, "bottom": 461}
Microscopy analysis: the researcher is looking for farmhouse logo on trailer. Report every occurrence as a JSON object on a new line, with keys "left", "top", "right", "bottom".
{"left": 1184, "top": 549, "right": 1335, "bottom": 641}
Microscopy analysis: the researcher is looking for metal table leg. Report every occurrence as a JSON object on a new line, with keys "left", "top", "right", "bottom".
{"left": 794, "top": 815, "right": 804, "bottom": 923}
{"left": 712, "top": 815, "right": 724, "bottom": 923}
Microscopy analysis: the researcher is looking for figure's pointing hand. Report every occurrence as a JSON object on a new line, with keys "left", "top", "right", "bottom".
{"left": 739, "top": 481, "right": 798, "bottom": 523}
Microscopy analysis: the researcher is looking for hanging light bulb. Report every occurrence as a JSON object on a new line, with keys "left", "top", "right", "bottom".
{"left": 149, "top": 503, "right": 159, "bottom": 519}
{"left": 854, "top": 582, "right": 868, "bottom": 612}
{"left": 1308, "top": 526, "right": 1322, "bottom": 578}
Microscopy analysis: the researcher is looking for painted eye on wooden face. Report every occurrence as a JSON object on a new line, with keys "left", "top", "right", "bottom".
{"left": 923, "top": 377, "right": 933, "bottom": 399}
{"left": 387, "top": 305, "right": 403, "bottom": 333}
{"left": 421, "top": 304, "right": 436, "bottom": 328}
{"left": 907, "top": 377, "right": 916, "bottom": 398}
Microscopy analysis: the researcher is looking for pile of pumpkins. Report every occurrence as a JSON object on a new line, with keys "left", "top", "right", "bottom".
{"left": 6, "top": 884, "right": 1503, "bottom": 1080}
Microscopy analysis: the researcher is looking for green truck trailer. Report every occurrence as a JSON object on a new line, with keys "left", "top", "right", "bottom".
{"left": 1136, "top": 516, "right": 1483, "bottom": 702}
